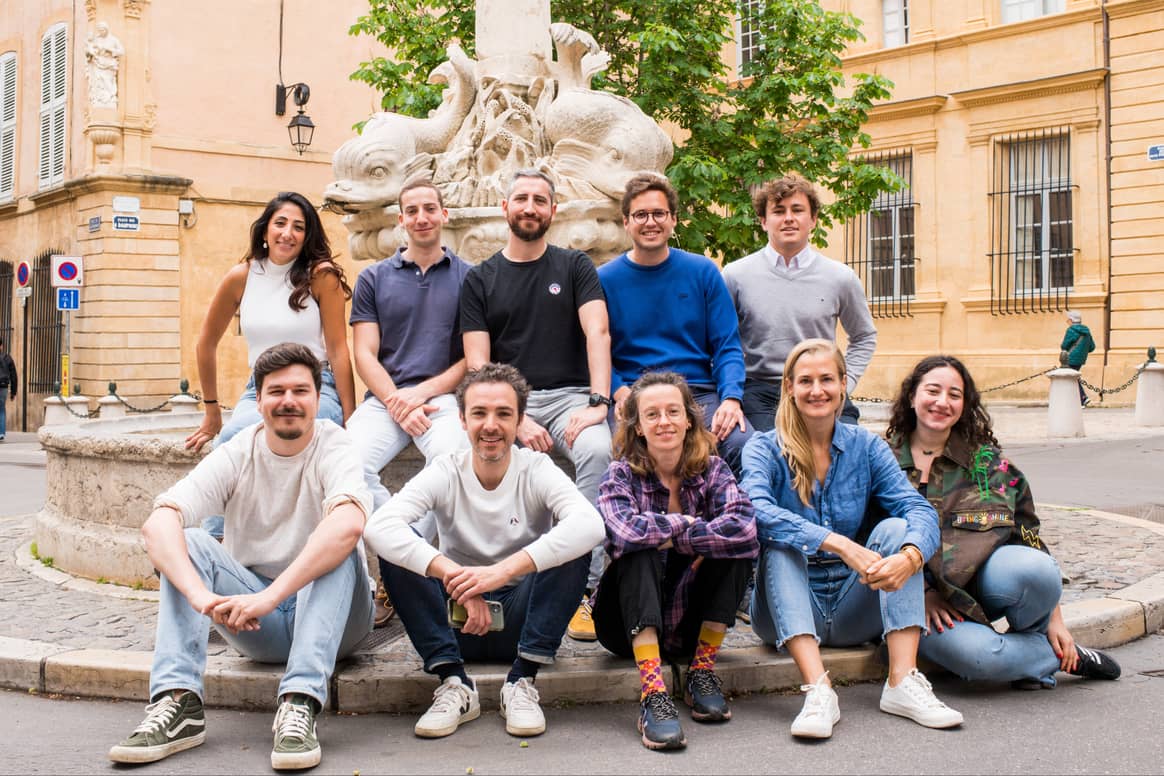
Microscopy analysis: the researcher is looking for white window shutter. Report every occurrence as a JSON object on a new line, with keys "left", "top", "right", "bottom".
{"left": 0, "top": 53, "right": 16, "bottom": 199}
{"left": 38, "top": 24, "right": 66, "bottom": 189}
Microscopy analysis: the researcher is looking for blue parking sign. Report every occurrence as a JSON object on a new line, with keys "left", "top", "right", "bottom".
{"left": 57, "top": 287, "right": 80, "bottom": 310}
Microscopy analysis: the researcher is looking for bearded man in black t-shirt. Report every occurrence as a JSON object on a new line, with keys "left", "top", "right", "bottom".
{"left": 460, "top": 170, "right": 612, "bottom": 634}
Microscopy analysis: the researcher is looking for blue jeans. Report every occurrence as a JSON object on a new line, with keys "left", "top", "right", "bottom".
{"left": 691, "top": 386, "right": 754, "bottom": 478}
{"left": 0, "top": 392, "right": 7, "bottom": 437}
{"left": 149, "top": 529, "right": 374, "bottom": 708}
{"left": 918, "top": 544, "right": 1062, "bottom": 685}
{"left": 751, "top": 517, "right": 924, "bottom": 648}
{"left": 204, "top": 369, "right": 344, "bottom": 538}
{"left": 380, "top": 553, "right": 589, "bottom": 672}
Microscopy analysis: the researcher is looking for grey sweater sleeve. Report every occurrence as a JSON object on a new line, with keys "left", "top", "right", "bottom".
{"left": 836, "top": 267, "right": 877, "bottom": 391}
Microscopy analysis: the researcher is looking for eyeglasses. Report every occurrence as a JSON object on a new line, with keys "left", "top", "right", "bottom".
{"left": 629, "top": 209, "right": 673, "bottom": 224}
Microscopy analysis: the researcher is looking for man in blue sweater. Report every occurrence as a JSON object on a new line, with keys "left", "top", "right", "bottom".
{"left": 599, "top": 172, "right": 752, "bottom": 474}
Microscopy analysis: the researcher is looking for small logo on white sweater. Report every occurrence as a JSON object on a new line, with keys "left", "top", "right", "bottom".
{"left": 509, "top": 515, "right": 520, "bottom": 526}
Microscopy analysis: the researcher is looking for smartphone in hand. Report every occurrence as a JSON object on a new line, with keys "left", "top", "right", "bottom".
{"left": 447, "top": 598, "right": 505, "bottom": 632}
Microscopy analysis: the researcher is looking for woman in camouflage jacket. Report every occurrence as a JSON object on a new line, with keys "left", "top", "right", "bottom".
{"left": 886, "top": 355, "right": 1120, "bottom": 688}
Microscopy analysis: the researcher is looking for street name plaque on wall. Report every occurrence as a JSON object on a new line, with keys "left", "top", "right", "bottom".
{"left": 1148, "top": 144, "right": 1164, "bottom": 162}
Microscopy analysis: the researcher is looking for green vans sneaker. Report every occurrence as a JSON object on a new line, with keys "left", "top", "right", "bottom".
{"left": 271, "top": 694, "right": 321, "bottom": 770}
{"left": 108, "top": 690, "right": 206, "bottom": 763}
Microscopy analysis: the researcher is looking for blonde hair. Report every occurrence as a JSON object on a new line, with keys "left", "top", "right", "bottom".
{"left": 776, "top": 339, "right": 847, "bottom": 507}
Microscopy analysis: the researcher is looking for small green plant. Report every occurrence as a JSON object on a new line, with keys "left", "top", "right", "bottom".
{"left": 96, "top": 576, "right": 109, "bottom": 585}
{"left": 132, "top": 580, "right": 144, "bottom": 590}
{"left": 39, "top": 555, "right": 54, "bottom": 568}
{"left": 29, "top": 542, "right": 39, "bottom": 559}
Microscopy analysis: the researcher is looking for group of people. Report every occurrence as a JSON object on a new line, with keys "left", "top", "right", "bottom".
{"left": 108, "top": 169, "right": 1119, "bottom": 770}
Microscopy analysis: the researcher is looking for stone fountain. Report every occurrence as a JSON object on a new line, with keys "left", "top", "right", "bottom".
{"left": 323, "top": 0, "right": 674, "bottom": 264}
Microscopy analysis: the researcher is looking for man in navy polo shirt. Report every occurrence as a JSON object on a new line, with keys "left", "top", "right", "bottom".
{"left": 347, "top": 179, "right": 472, "bottom": 519}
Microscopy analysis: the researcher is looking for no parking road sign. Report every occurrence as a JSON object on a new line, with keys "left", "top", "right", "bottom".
{"left": 51, "top": 255, "right": 83, "bottom": 287}
{"left": 16, "top": 260, "right": 31, "bottom": 287}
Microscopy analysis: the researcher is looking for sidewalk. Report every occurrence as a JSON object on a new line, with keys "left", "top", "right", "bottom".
{"left": 1, "top": 411, "right": 1162, "bottom": 713}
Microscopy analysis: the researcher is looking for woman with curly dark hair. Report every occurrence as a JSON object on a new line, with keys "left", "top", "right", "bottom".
{"left": 594, "top": 372, "right": 757, "bottom": 751}
{"left": 184, "top": 192, "right": 355, "bottom": 484}
{"left": 886, "top": 355, "right": 1120, "bottom": 688}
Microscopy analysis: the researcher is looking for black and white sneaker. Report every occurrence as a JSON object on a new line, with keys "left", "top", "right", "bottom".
{"left": 1068, "top": 645, "right": 1121, "bottom": 680}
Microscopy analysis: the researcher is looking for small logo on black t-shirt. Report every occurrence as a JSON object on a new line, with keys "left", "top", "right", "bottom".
{"left": 548, "top": 282, "right": 562, "bottom": 295}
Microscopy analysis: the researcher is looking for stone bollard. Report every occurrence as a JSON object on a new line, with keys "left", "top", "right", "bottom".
{"left": 1047, "top": 368, "right": 1085, "bottom": 438}
{"left": 98, "top": 394, "right": 127, "bottom": 419}
{"left": 169, "top": 393, "right": 200, "bottom": 415}
{"left": 42, "top": 395, "right": 92, "bottom": 426}
{"left": 1135, "top": 362, "right": 1164, "bottom": 427}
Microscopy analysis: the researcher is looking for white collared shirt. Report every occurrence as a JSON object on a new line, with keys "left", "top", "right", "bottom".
{"left": 763, "top": 243, "right": 816, "bottom": 273}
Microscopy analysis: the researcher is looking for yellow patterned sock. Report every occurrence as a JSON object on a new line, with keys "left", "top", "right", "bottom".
{"left": 633, "top": 641, "right": 667, "bottom": 700}
{"left": 688, "top": 625, "right": 726, "bottom": 672}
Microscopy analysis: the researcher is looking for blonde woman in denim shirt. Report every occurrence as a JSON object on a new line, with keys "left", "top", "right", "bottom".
{"left": 741, "top": 339, "right": 962, "bottom": 740}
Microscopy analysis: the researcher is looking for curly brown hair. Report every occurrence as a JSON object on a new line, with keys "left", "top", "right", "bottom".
{"left": 885, "top": 355, "right": 997, "bottom": 449}
{"left": 612, "top": 372, "right": 716, "bottom": 479}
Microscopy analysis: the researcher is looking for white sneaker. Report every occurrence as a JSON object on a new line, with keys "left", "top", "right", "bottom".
{"left": 414, "top": 676, "right": 480, "bottom": 738}
{"left": 879, "top": 669, "right": 963, "bottom": 728}
{"left": 790, "top": 672, "right": 840, "bottom": 739}
{"left": 500, "top": 678, "right": 546, "bottom": 737}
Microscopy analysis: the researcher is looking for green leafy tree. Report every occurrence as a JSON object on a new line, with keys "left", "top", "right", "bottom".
{"left": 350, "top": 0, "right": 897, "bottom": 260}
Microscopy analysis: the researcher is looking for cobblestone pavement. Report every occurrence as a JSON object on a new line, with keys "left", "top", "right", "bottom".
{"left": 4, "top": 504, "right": 1163, "bottom": 661}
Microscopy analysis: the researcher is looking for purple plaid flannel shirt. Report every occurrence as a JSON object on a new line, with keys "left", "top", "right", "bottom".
{"left": 598, "top": 456, "right": 758, "bottom": 650}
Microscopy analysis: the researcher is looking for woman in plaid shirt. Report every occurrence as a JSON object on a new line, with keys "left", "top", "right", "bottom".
{"left": 592, "top": 372, "right": 758, "bottom": 751}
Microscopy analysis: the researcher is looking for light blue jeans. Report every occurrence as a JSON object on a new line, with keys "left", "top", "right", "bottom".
{"left": 918, "top": 544, "right": 1063, "bottom": 686}
{"left": 149, "top": 528, "right": 373, "bottom": 708}
{"left": 526, "top": 387, "right": 611, "bottom": 591}
{"left": 204, "top": 369, "right": 344, "bottom": 538}
{"left": 346, "top": 393, "right": 468, "bottom": 514}
{"left": 751, "top": 517, "right": 925, "bottom": 648}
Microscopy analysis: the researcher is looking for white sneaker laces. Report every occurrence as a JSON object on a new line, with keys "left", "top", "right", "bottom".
{"left": 273, "top": 701, "right": 313, "bottom": 740}
{"left": 799, "top": 676, "right": 832, "bottom": 718}
{"left": 899, "top": 670, "right": 946, "bottom": 708}
{"left": 429, "top": 680, "right": 470, "bottom": 715}
{"left": 133, "top": 696, "right": 182, "bottom": 735}
{"left": 507, "top": 679, "right": 541, "bottom": 713}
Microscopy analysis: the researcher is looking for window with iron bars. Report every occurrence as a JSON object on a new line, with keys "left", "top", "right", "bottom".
{"left": 987, "top": 129, "right": 1073, "bottom": 314}
{"left": 737, "top": 0, "right": 764, "bottom": 75}
{"left": 844, "top": 152, "right": 915, "bottom": 318}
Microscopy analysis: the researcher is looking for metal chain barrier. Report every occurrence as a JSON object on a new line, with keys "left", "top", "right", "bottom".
{"left": 1080, "top": 364, "right": 1145, "bottom": 401}
{"left": 853, "top": 368, "right": 1053, "bottom": 403}
{"left": 189, "top": 390, "right": 232, "bottom": 412}
{"left": 53, "top": 391, "right": 100, "bottom": 419}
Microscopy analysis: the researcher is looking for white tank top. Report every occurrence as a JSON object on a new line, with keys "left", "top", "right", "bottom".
{"left": 238, "top": 259, "right": 327, "bottom": 368}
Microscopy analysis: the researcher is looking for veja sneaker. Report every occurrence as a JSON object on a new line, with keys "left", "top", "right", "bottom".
{"left": 414, "top": 676, "right": 481, "bottom": 738}
{"left": 684, "top": 668, "right": 731, "bottom": 722}
{"left": 108, "top": 690, "right": 206, "bottom": 763}
{"left": 270, "top": 694, "right": 321, "bottom": 770}
{"left": 567, "top": 597, "right": 597, "bottom": 641}
{"left": 1068, "top": 645, "right": 1121, "bottom": 680}
{"left": 500, "top": 677, "right": 546, "bottom": 736}
{"left": 638, "top": 690, "right": 687, "bottom": 750}
{"left": 879, "top": 669, "right": 963, "bottom": 729}
{"left": 790, "top": 673, "right": 840, "bottom": 739}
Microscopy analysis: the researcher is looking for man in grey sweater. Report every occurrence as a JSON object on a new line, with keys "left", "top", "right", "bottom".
{"left": 109, "top": 343, "right": 374, "bottom": 770}
{"left": 723, "top": 174, "right": 877, "bottom": 431}
{"left": 364, "top": 363, "right": 604, "bottom": 741}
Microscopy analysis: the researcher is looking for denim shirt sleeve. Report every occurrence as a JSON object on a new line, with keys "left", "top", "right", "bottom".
{"left": 867, "top": 435, "right": 939, "bottom": 559}
{"left": 740, "top": 432, "right": 831, "bottom": 554}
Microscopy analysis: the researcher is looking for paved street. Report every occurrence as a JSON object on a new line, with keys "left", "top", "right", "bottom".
{"left": 6, "top": 633, "right": 1164, "bottom": 774}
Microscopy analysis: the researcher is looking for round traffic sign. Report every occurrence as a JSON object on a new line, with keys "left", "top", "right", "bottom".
{"left": 16, "top": 261, "right": 30, "bottom": 287}
{"left": 57, "top": 261, "right": 78, "bottom": 281}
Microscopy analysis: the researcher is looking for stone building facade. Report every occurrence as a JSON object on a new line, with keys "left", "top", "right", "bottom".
{"left": 0, "top": 0, "right": 383, "bottom": 429}
{"left": 737, "top": 0, "right": 1162, "bottom": 401}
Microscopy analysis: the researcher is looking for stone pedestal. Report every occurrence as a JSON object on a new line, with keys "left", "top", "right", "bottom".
{"left": 1047, "top": 368, "right": 1085, "bottom": 438}
{"left": 1134, "top": 362, "right": 1164, "bottom": 427}
{"left": 98, "top": 395, "right": 126, "bottom": 419}
{"left": 168, "top": 394, "right": 200, "bottom": 415}
{"left": 43, "top": 396, "right": 93, "bottom": 426}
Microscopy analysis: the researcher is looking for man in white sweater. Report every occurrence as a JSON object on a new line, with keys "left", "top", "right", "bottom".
{"left": 364, "top": 363, "right": 604, "bottom": 740}
{"left": 108, "top": 343, "right": 374, "bottom": 771}
{"left": 723, "top": 173, "right": 877, "bottom": 431}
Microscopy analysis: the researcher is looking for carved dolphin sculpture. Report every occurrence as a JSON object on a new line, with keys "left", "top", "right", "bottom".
{"left": 545, "top": 88, "right": 674, "bottom": 201}
{"left": 324, "top": 44, "right": 476, "bottom": 213}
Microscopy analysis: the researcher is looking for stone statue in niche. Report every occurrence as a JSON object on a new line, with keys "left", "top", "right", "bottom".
{"left": 85, "top": 22, "right": 124, "bottom": 110}
{"left": 325, "top": 9, "right": 674, "bottom": 265}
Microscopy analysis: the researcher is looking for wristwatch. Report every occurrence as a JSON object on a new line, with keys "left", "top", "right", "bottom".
{"left": 588, "top": 392, "right": 613, "bottom": 408}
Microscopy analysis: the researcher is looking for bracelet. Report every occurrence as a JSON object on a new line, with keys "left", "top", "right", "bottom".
{"left": 202, "top": 399, "right": 218, "bottom": 405}
{"left": 900, "top": 545, "right": 924, "bottom": 574}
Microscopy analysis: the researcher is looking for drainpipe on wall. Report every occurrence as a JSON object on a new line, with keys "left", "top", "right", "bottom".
{"left": 1101, "top": 0, "right": 1113, "bottom": 389}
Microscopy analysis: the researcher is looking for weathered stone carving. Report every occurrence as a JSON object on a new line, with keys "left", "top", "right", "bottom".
{"left": 325, "top": 11, "right": 672, "bottom": 265}
{"left": 85, "top": 22, "right": 124, "bottom": 110}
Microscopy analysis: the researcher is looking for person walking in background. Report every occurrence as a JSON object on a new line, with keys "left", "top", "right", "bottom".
{"left": 1060, "top": 310, "right": 1096, "bottom": 407}
{"left": 0, "top": 337, "right": 16, "bottom": 441}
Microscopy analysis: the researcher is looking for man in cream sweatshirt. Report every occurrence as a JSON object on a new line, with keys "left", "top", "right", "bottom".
{"left": 364, "top": 362, "right": 604, "bottom": 740}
